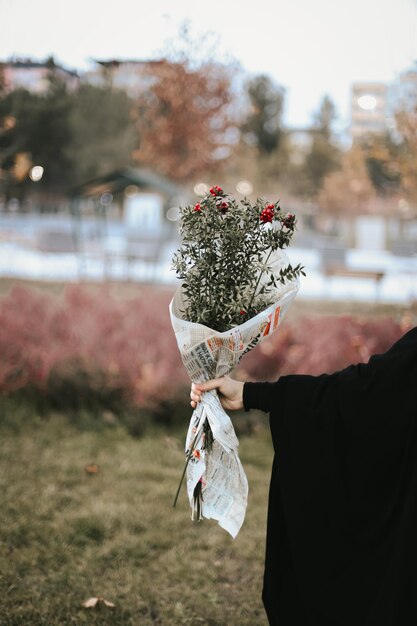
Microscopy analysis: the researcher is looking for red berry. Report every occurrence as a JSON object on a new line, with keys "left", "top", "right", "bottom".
{"left": 260, "top": 207, "right": 274, "bottom": 223}
{"left": 283, "top": 213, "right": 295, "bottom": 228}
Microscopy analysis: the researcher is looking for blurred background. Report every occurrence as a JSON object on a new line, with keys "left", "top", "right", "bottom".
{"left": 0, "top": 1, "right": 417, "bottom": 624}
{"left": 0, "top": 0, "right": 416, "bottom": 298}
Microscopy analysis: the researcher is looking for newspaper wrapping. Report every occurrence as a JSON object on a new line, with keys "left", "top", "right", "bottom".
{"left": 169, "top": 252, "right": 300, "bottom": 538}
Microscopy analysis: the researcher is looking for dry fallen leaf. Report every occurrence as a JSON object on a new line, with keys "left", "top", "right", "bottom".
{"left": 82, "top": 596, "right": 115, "bottom": 608}
{"left": 84, "top": 464, "right": 100, "bottom": 475}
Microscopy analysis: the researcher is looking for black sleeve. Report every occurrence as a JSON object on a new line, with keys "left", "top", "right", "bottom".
{"left": 243, "top": 374, "right": 326, "bottom": 414}
{"left": 243, "top": 380, "right": 282, "bottom": 413}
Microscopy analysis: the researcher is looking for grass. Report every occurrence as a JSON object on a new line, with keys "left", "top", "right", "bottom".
{"left": 0, "top": 412, "right": 273, "bottom": 625}
{"left": 0, "top": 278, "right": 413, "bottom": 624}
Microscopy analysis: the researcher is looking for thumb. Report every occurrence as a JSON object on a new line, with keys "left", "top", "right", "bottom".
{"left": 195, "top": 377, "right": 225, "bottom": 393}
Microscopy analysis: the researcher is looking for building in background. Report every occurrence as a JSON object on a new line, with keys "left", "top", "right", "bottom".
{"left": 350, "top": 61, "right": 417, "bottom": 141}
{"left": 350, "top": 82, "right": 387, "bottom": 140}
{"left": 0, "top": 57, "right": 79, "bottom": 93}
{"left": 84, "top": 59, "right": 165, "bottom": 97}
{"left": 390, "top": 61, "right": 417, "bottom": 112}
{"left": 68, "top": 167, "right": 188, "bottom": 275}
{"left": 386, "top": 61, "right": 417, "bottom": 133}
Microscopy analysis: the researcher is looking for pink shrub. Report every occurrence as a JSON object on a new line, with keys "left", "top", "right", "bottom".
{"left": 0, "top": 285, "right": 409, "bottom": 408}
{"left": 0, "top": 285, "right": 187, "bottom": 406}
{"left": 238, "top": 316, "right": 405, "bottom": 381}
{"left": 237, "top": 325, "right": 294, "bottom": 381}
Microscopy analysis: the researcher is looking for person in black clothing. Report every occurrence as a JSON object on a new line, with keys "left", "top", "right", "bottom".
{"left": 190, "top": 326, "right": 417, "bottom": 626}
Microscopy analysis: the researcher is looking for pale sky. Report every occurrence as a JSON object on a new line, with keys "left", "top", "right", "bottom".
{"left": 1, "top": 0, "right": 416, "bottom": 129}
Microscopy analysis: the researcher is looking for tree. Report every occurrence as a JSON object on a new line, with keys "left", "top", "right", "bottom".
{"left": 393, "top": 107, "right": 417, "bottom": 204}
{"left": 299, "top": 95, "right": 341, "bottom": 198}
{"left": 349, "top": 92, "right": 417, "bottom": 205}
{"left": 31, "top": 75, "right": 74, "bottom": 191}
{"left": 318, "top": 146, "right": 376, "bottom": 216}
{"left": 0, "top": 79, "right": 136, "bottom": 203}
{"left": 0, "top": 63, "right": 5, "bottom": 95}
{"left": 240, "top": 74, "right": 285, "bottom": 155}
{"left": 0, "top": 77, "right": 74, "bottom": 198}
{"left": 133, "top": 57, "right": 234, "bottom": 182}
{"left": 358, "top": 133, "right": 402, "bottom": 197}
{"left": 65, "top": 84, "right": 135, "bottom": 185}
{"left": 131, "top": 15, "right": 239, "bottom": 186}
{"left": 313, "top": 95, "right": 337, "bottom": 139}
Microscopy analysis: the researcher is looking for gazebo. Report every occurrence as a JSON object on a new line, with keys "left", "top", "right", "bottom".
{"left": 69, "top": 167, "right": 189, "bottom": 280}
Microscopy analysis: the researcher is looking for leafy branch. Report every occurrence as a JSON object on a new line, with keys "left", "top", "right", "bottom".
{"left": 172, "top": 187, "right": 305, "bottom": 332}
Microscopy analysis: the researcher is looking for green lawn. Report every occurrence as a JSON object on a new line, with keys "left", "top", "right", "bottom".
{"left": 0, "top": 414, "right": 273, "bottom": 625}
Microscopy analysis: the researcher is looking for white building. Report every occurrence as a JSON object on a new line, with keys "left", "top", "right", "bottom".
{"left": 1, "top": 58, "right": 79, "bottom": 93}
{"left": 83, "top": 59, "right": 164, "bottom": 97}
{"left": 350, "top": 61, "right": 417, "bottom": 141}
{"left": 350, "top": 82, "right": 387, "bottom": 140}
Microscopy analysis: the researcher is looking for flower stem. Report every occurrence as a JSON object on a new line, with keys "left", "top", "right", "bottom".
{"left": 172, "top": 418, "right": 204, "bottom": 508}
{"left": 246, "top": 248, "right": 273, "bottom": 314}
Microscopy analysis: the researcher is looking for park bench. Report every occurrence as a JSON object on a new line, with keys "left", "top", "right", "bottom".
{"left": 320, "top": 247, "right": 385, "bottom": 299}
{"left": 103, "top": 235, "right": 165, "bottom": 281}
{"left": 323, "top": 266, "right": 385, "bottom": 284}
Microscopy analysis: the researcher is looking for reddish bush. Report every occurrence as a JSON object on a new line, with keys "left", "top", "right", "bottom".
{"left": 0, "top": 285, "right": 408, "bottom": 411}
{"left": 0, "top": 285, "right": 187, "bottom": 407}
{"left": 238, "top": 316, "right": 405, "bottom": 381}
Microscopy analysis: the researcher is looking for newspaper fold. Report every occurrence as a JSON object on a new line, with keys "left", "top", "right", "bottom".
{"left": 169, "top": 252, "right": 300, "bottom": 538}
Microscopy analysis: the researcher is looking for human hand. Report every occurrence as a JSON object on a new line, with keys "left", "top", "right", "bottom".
{"left": 190, "top": 376, "right": 244, "bottom": 411}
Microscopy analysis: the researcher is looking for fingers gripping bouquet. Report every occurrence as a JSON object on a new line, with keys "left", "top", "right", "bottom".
{"left": 169, "top": 186, "right": 304, "bottom": 538}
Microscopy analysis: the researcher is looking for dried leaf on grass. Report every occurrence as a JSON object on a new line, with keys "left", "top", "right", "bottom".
{"left": 82, "top": 596, "right": 115, "bottom": 608}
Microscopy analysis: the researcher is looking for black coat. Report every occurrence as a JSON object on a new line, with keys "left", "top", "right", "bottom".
{"left": 243, "top": 326, "right": 417, "bottom": 626}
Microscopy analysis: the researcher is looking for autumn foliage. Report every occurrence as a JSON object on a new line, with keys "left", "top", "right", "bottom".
{"left": 237, "top": 315, "right": 405, "bottom": 381}
{"left": 133, "top": 59, "right": 234, "bottom": 182}
{"left": 0, "top": 285, "right": 407, "bottom": 424}
{"left": 395, "top": 106, "right": 417, "bottom": 204}
{"left": 0, "top": 285, "right": 187, "bottom": 408}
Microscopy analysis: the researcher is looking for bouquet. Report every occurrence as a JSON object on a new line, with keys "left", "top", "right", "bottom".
{"left": 169, "top": 186, "right": 304, "bottom": 537}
